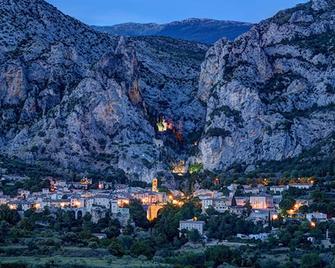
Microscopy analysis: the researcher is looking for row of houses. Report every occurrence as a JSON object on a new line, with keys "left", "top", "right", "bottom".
{"left": 0, "top": 178, "right": 168, "bottom": 225}
{"left": 180, "top": 181, "right": 330, "bottom": 238}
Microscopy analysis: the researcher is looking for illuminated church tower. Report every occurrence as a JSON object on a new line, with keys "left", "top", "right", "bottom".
{"left": 152, "top": 178, "right": 158, "bottom": 192}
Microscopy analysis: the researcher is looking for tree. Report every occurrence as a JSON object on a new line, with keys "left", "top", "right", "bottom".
{"left": 167, "top": 252, "right": 206, "bottom": 268}
{"left": 123, "top": 222, "right": 134, "bottom": 235}
{"left": 243, "top": 201, "right": 252, "bottom": 216}
{"left": 279, "top": 197, "right": 295, "bottom": 214}
{"left": 96, "top": 216, "right": 110, "bottom": 231}
{"left": 153, "top": 205, "right": 181, "bottom": 243}
{"left": 130, "top": 239, "right": 155, "bottom": 258}
{"left": 18, "top": 218, "right": 33, "bottom": 232}
{"left": 0, "top": 205, "right": 20, "bottom": 225}
{"left": 188, "top": 229, "right": 202, "bottom": 243}
{"left": 206, "top": 212, "right": 259, "bottom": 240}
{"left": 0, "top": 221, "right": 9, "bottom": 242}
{"left": 189, "top": 163, "right": 203, "bottom": 174}
{"left": 118, "top": 235, "right": 134, "bottom": 251}
{"left": 205, "top": 246, "right": 233, "bottom": 267}
{"left": 106, "top": 225, "right": 120, "bottom": 238}
{"left": 129, "top": 200, "right": 149, "bottom": 229}
{"left": 61, "top": 232, "right": 80, "bottom": 245}
{"left": 301, "top": 253, "right": 323, "bottom": 268}
{"left": 108, "top": 239, "right": 125, "bottom": 257}
{"left": 258, "top": 259, "right": 280, "bottom": 268}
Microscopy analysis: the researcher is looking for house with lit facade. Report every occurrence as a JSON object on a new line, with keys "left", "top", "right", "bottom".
{"left": 250, "top": 195, "right": 273, "bottom": 209}
{"left": 132, "top": 191, "right": 167, "bottom": 205}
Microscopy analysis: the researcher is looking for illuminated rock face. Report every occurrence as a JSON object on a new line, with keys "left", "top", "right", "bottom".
{"left": 198, "top": 0, "right": 335, "bottom": 172}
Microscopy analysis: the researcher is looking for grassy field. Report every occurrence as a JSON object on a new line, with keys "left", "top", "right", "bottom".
{"left": 0, "top": 255, "right": 171, "bottom": 268}
{"left": 0, "top": 244, "right": 171, "bottom": 267}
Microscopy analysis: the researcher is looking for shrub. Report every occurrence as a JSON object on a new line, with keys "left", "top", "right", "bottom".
{"left": 205, "top": 128, "right": 231, "bottom": 138}
{"left": 57, "top": 132, "right": 65, "bottom": 138}
{"left": 130, "top": 240, "right": 155, "bottom": 259}
{"left": 301, "top": 253, "right": 323, "bottom": 268}
{"left": 31, "top": 145, "right": 39, "bottom": 153}
{"left": 38, "top": 131, "right": 46, "bottom": 137}
{"left": 108, "top": 240, "right": 125, "bottom": 257}
{"left": 189, "top": 163, "right": 203, "bottom": 174}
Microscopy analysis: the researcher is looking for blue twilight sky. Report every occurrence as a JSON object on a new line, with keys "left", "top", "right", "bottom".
{"left": 47, "top": 0, "right": 309, "bottom": 26}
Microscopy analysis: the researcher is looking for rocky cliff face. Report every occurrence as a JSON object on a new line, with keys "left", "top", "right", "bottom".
{"left": 198, "top": 0, "right": 335, "bottom": 172}
{"left": 2, "top": 0, "right": 335, "bottom": 180}
{"left": 0, "top": 0, "right": 207, "bottom": 181}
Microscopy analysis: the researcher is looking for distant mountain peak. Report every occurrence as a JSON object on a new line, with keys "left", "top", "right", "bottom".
{"left": 93, "top": 18, "right": 253, "bottom": 44}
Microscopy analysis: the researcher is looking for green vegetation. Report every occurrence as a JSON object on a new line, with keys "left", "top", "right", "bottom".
{"left": 0, "top": 255, "right": 168, "bottom": 268}
{"left": 206, "top": 210, "right": 263, "bottom": 240}
{"left": 0, "top": 199, "right": 201, "bottom": 267}
{"left": 270, "top": 2, "right": 323, "bottom": 26}
{"left": 0, "top": 190, "right": 334, "bottom": 268}
{"left": 325, "top": 83, "right": 335, "bottom": 94}
{"left": 205, "top": 128, "right": 231, "bottom": 138}
{"left": 248, "top": 135, "right": 335, "bottom": 179}
{"left": 0, "top": 176, "right": 50, "bottom": 196}
{"left": 189, "top": 163, "right": 203, "bottom": 174}
{"left": 97, "top": 138, "right": 107, "bottom": 149}
{"left": 57, "top": 132, "right": 65, "bottom": 138}
{"left": 280, "top": 103, "right": 335, "bottom": 122}
{"left": 301, "top": 253, "right": 323, "bottom": 268}
{"left": 129, "top": 200, "right": 150, "bottom": 229}
{"left": 292, "top": 32, "right": 335, "bottom": 55}
{"left": 209, "top": 105, "right": 243, "bottom": 124}
{"left": 260, "top": 71, "right": 302, "bottom": 96}
{"left": 0, "top": 155, "right": 66, "bottom": 182}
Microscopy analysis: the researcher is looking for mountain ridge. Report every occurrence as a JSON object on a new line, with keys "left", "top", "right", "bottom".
{"left": 1, "top": 0, "right": 335, "bottom": 181}
{"left": 93, "top": 19, "right": 253, "bottom": 44}
{"left": 0, "top": 0, "right": 207, "bottom": 182}
{"left": 198, "top": 0, "right": 335, "bottom": 174}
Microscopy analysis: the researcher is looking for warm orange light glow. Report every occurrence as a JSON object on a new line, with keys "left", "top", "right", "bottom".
{"left": 263, "top": 178, "right": 269, "bottom": 186}
{"left": 152, "top": 178, "right": 158, "bottom": 192}
{"left": 8, "top": 204, "right": 17, "bottom": 210}
{"left": 172, "top": 199, "right": 184, "bottom": 207}
{"left": 147, "top": 204, "right": 165, "bottom": 221}
{"left": 98, "top": 182, "right": 104, "bottom": 189}
{"left": 118, "top": 199, "right": 129, "bottom": 207}
{"left": 310, "top": 221, "right": 316, "bottom": 228}
{"left": 73, "top": 200, "right": 81, "bottom": 208}
{"left": 272, "top": 214, "right": 278, "bottom": 220}
{"left": 171, "top": 161, "right": 186, "bottom": 176}
{"left": 33, "top": 203, "right": 41, "bottom": 210}
{"left": 287, "top": 209, "right": 295, "bottom": 216}
{"left": 80, "top": 177, "right": 91, "bottom": 185}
